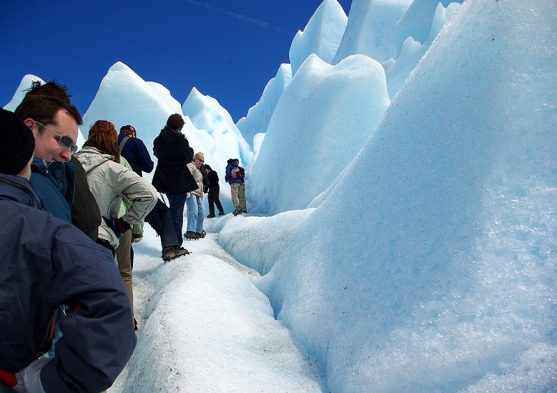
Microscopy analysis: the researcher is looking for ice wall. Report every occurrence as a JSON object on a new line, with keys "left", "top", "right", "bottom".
{"left": 182, "top": 87, "right": 252, "bottom": 167}
{"left": 82, "top": 62, "right": 182, "bottom": 148}
{"left": 236, "top": 64, "right": 292, "bottom": 147}
{"left": 289, "top": 0, "right": 348, "bottom": 76}
{"left": 333, "top": 0, "right": 413, "bottom": 64}
{"left": 248, "top": 54, "right": 390, "bottom": 215}
{"left": 241, "top": 0, "right": 557, "bottom": 390}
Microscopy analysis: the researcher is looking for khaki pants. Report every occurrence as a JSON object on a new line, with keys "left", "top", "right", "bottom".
{"left": 238, "top": 183, "right": 246, "bottom": 211}
{"left": 231, "top": 183, "right": 241, "bottom": 211}
{"left": 115, "top": 229, "right": 133, "bottom": 317}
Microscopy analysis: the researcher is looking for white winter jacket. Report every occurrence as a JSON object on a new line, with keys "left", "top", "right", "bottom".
{"left": 75, "top": 147, "right": 157, "bottom": 248}
{"left": 187, "top": 162, "right": 204, "bottom": 197}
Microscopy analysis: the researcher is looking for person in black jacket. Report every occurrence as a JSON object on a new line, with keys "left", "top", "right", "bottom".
{"left": 0, "top": 109, "right": 135, "bottom": 393}
{"left": 204, "top": 164, "right": 225, "bottom": 217}
{"left": 118, "top": 123, "right": 188, "bottom": 262}
{"left": 152, "top": 114, "right": 198, "bottom": 245}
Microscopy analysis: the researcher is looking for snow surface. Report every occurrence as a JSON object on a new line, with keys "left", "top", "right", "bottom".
{"left": 4, "top": 0, "right": 557, "bottom": 391}
{"left": 109, "top": 225, "right": 320, "bottom": 393}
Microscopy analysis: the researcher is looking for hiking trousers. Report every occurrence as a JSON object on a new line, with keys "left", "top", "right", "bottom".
{"left": 230, "top": 183, "right": 241, "bottom": 211}
{"left": 115, "top": 229, "right": 134, "bottom": 317}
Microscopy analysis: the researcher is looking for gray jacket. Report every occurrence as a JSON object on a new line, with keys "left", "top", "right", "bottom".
{"left": 75, "top": 147, "right": 157, "bottom": 247}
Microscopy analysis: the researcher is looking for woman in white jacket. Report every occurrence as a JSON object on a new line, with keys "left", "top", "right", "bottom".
{"left": 184, "top": 151, "right": 206, "bottom": 240}
{"left": 75, "top": 120, "right": 157, "bottom": 322}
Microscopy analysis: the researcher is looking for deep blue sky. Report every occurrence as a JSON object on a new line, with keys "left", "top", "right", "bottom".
{"left": 1, "top": 0, "right": 352, "bottom": 122}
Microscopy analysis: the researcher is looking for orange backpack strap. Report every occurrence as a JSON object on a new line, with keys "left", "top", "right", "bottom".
{"left": 36, "top": 311, "right": 57, "bottom": 358}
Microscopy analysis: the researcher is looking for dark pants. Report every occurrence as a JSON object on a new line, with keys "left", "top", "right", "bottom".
{"left": 166, "top": 193, "right": 187, "bottom": 244}
{"left": 208, "top": 186, "right": 224, "bottom": 216}
{"left": 145, "top": 198, "right": 181, "bottom": 248}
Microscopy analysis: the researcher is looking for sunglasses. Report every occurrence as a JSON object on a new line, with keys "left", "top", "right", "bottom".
{"left": 34, "top": 120, "right": 78, "bottom": 154}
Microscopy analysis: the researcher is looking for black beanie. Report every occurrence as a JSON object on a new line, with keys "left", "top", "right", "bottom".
{"left": 0, "top": 108, "right": 35, "bottom": 175}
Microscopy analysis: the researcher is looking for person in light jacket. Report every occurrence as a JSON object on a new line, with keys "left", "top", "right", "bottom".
{"left": 75, "top": 120, "right": 157, "bottom": 252}
{"left": 75, "top": 120, "right": 157, "bottom": 328}
{"left": 184, "top": 152, "right": 206, "bottom": 240}
{"left": 0, "top": 109, "right": 135, "bottom": 393}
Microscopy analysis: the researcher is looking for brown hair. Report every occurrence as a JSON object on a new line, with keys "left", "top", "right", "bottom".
{"left": 166, "top": 114, "right": 185, "bottom": 131}
{"left": 14, "top": 81, "right": 83, "bottom": 128}
{"left": 84, "top": 120, "right": 120, "bottom": 162}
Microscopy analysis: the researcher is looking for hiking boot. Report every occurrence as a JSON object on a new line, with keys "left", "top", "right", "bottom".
{"left": 218, "top": 211, "right": 225, "bottom": 216}
{"left": 162, "top": 246, "right": 190, "bottom": 262}
{"left": 162, "top": 247, "right": 177, "bottom": 262}
{"left": 173, "top": 247, "right": 190, "bottom": 258}
{"left": 234, "top": 209, "right": 247, "bottom": 216}
{"left": 207, "top": 214, "right": 215, "bottom": 218}
{"left": 184, "top": 231, "right": 199, "bottom": 240}
{"left": 196, "top": 230, "right": 206, "bottom": 238}
{"left": 173, "top": 247, "right": 190, "bottom": 259}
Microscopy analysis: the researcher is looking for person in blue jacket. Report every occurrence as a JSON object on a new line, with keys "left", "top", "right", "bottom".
{"left": 118, "top": 124, "right": 154, "bottom": 244}
{"left": 118, "top": 124, "right": 154, "bottom": 177}
{"left": 225, "top": 158, "right": 246, "bottom": 215}
{"left": 0, "top": 109, "right": 136, "bottom": 393}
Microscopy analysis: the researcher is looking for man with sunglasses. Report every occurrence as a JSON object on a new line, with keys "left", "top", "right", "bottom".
{"left": 14, "top": 82, "right": 101, "bottom": 240}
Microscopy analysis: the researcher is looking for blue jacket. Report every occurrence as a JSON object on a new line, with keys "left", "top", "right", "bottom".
{"left": 225, "top": 162, "right": 243, "bottom": 184}
{"left": 29, "top": 158, "right": 74, "bottom": 223}
{"left": 118, "top": 133, "right": 154, "bottom": 176}
{"left": 0, "top": 174, "right": 136, "bottom": 393}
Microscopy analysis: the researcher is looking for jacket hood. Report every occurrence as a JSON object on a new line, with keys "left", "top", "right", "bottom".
{"left": 159, "top": 126, "right": 185, "bottom": 144}
{"left": 0, "top": 173, "right": 43, "bottom": 209}
{"left": 74, "top": 147, "right": 114, "bottom": 174}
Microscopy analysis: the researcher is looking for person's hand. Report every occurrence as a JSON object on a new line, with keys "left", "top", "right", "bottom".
{"left": 105, "top": 217, "right": 131, "bottom": 238}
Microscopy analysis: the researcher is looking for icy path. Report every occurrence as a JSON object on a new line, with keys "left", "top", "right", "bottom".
{"left": 108, "top": 225, "right": 320, "bottom": 393}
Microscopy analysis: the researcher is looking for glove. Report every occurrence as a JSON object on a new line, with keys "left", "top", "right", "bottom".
{"left": 13, "top": 357, "right": 50, "bottom": 393}
{"left": 105, "top": 217, "right": 131, "bottom": 238}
